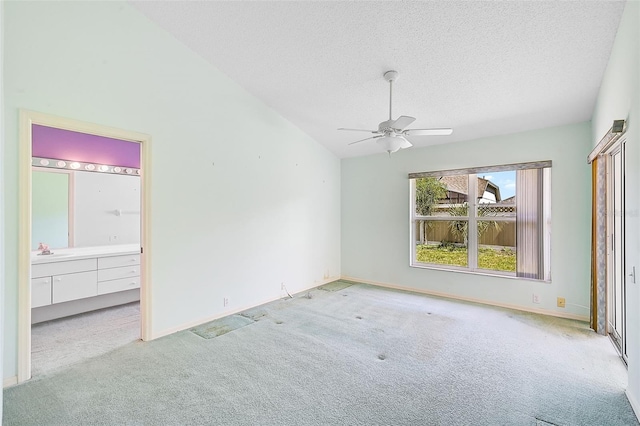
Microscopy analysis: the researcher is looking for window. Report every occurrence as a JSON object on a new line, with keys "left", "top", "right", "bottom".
{"left": 410, "top": 161, "right": 551, "bottom": 281}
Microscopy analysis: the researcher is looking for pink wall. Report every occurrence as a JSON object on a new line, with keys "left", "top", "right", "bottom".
{"left": 32, "top": 124, "right": 140, "bottom": 168}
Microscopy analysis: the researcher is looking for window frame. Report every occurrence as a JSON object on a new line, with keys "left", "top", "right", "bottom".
{"left": 409, "top": 161, "right": 551, "bottom": 282}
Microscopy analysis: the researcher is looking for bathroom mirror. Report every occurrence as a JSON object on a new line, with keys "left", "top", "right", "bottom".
{"left": 32, "top": 169, "right": 70, "bottom": 250}
{"left": 32, "top": 167, "right": 141, "bottom": 250}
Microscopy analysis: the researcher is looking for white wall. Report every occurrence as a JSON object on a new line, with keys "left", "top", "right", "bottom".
{"left": 3, "top": 1, "right": 340, "bottom": 380}
{"left": 342, "top": 122, "right": 592, "bottom": 318}
{"left": 592, "top": 1, "right": 640, "bottom": 417}
{"left": 73, "top": 172, "right": 141, "bottom": 247}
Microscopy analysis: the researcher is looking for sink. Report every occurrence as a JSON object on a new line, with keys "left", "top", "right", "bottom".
{"left": 34, "top": 252, "right": 75, "bottom": 259}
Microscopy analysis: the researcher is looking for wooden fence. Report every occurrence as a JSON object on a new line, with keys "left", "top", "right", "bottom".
{"left": 416, "top": 220, "right": 516, "bottom": 247}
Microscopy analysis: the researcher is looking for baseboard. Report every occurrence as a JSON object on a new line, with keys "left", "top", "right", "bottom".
{"left": 627, "top": 389, "right": 640, "bottom": 422}
{"left": 151, "top": 276, "right": 340, "bottom": 340}
{"left": 3, "top": 376, "right": 18, "bottom": 388}
{"left": 341, "top": 275, "right": 589, "bottom": 322}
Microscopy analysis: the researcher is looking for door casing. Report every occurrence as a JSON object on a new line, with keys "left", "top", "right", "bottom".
{"left": 17, "top": 110, "right": 153, "bottom": 383}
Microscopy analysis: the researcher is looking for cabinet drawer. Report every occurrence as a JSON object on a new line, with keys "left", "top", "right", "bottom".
{"left": 31, "top": 277, "right": 52, "bottom": 308}
{"left": 32, "top": 258, "right": 97, "bottom": 278}
{"left": 98, "top": 277, "right": 140, "bottom": 295}
{"left": 98, "top": 265, "right": 140, "bottom": 282}
{"left": 98, "top": 254, "right": 140, "bottom": 269}
{"left": 52, "top": 271, "right": 98, "bottom": 303}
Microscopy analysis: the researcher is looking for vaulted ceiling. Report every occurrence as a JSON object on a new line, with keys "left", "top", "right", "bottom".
{"left": 131, "top": 1, "right": 625, "bottom": 158}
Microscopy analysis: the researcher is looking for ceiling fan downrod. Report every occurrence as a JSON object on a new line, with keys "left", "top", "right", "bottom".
{"left": 384, "top": 70, "right": 399, "bottom": 121}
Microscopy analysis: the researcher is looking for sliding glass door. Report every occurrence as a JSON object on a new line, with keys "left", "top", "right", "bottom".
{"left": 606, "top": 142, "right": 626, "bottom": 360}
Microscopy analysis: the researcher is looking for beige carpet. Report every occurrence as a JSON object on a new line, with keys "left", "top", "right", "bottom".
{"left": 31, "top": 302, "right": 140, "bottom": 377}
{"left": 5, "top": 284, "right": 637, "bottom": 425}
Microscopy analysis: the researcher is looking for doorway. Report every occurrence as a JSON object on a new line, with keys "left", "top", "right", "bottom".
{"left": 605, "top": 139, "right": 626, "bottom": 360}
{"left": 17, "top": 110, "right": 153, "bottom": 383}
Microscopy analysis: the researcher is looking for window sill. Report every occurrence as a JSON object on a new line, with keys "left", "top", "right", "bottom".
{"left": 410, "top": 262, "right": 551, "bottom": 283}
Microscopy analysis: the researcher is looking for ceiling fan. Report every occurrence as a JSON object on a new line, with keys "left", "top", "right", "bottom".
{"left": 339, "top": 70, "right": 453, "bottom": 154}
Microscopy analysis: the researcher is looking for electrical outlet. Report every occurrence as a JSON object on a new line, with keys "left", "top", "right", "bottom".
{"left": 281, "top": 283, "right": 285, "bottom": 290}
{"left": 557, "top": 297, "right": 566, "bottom": 308}
{"left": 223, "top": 298, "right": 229, "bottom": 307}
{"left": 532, "top": 294, "right": 540, "bottom": 304}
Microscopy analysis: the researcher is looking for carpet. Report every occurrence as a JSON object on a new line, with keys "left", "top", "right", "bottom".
{"left": 317, "top": 280, "right": 354, "bottom": 292}
{"left": 190, "top": 315, "right": 255, "bottom": 339}
{"left": 4, "top": 283, "right": 638, "bottom": 425}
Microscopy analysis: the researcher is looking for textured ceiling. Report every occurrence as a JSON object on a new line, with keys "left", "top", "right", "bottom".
{"left": 130, "top": 1, "right": 625, "bottom": 158}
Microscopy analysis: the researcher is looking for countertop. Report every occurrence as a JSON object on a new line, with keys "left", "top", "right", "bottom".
{"left": 31, "top": 244, "right": 141, "bottom": 265}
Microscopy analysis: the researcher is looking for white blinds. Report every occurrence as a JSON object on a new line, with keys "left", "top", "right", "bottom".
{"left": 516, "top": 168, "right": 544, "bottom": 279}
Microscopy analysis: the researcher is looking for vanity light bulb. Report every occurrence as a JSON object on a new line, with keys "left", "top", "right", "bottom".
{"left": 39, "top": 159, "right": 50, "bottom": 166}
{"left": 135, "top": 170, "right": 141, "bottom": 175}
{"left": 85, "top": 164, "right": 96, "bottom": 171}
{"left": 99, "top": 165, "right": 109, "bottom": 172}
{"left": 113, "top": 167, "right": 122, "bottom": 173}
{"left": 69, "top": 162, "right": 80, "bottom": 170}
{"left": 56, "top": 161, "right": 66, "bottom": 168}
{"left": 125, "top": 168, "right": 133, "bottom": 174}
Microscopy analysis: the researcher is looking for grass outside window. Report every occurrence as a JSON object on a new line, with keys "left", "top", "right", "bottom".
{"left": 416, "top": 244, "right": 516, "bottom": 272}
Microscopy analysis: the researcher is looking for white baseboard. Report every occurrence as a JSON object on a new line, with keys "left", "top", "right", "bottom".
{"left": 341, "top": 275, "right": 589, "bottom": 322}
{"left": 151, "top": 276, "right": 340, "bottom": 340}
{"left": 3, "top": 376, "right": 18, "bottom": 388}
{"left": 627, "top": 389, "right": 640, "bottom": 422}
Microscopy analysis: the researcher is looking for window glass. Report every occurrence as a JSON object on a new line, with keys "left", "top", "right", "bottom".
{"left": 415, "top": 220, "right": 468, "bottom": 267}
{"left": 477, "top": 221, "right": 516, "bottom": 272}
{"left": 411, "top": 165, "right": 550, "bottom": 280}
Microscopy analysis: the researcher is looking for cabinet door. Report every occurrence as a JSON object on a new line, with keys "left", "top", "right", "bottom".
{"left": 31, "top": 277, "right": 52, "bottom": 308}
{"left": 52, "top": 271, "right": 98, "bottom": 303}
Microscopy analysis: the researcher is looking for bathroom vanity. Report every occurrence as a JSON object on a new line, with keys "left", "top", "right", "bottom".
{"left": 31, "top": 244, "right": 141, "bottom": 323}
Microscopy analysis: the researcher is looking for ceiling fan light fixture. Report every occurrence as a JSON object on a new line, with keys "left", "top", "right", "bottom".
{"left": 377, "top": 135, "right": 409, "bottom": 154}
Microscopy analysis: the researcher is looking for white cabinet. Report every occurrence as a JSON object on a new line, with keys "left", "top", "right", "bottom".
{"left": 97, "top": 255, "right": 141, "bottom": 295}
{"left": 31, "top": 248, "right": 141, "bottom": 313}
{"left": 32, "top": 259, "right": 98, "bottom": 304}
{"left": 31, "top": 277, "right": 52, "bottom": 308}
{"left": 52, "top": 271, "right": 98, "bottom": 303}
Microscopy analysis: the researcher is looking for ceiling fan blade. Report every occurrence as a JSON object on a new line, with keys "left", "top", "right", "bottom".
{"left": 389, "top": 115, "right": 416, "bottom": 130}
{"left": 403, "top": 128, "right": 453, "bottom": 136}
{"left": 348, "top": 135, "right": 384, "bottom": 145}
{"left": 398, "top": 137, "right": 413, "bottom": 149}
{"left": 338, "top": 127, "right": 378, "bottom": 133}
